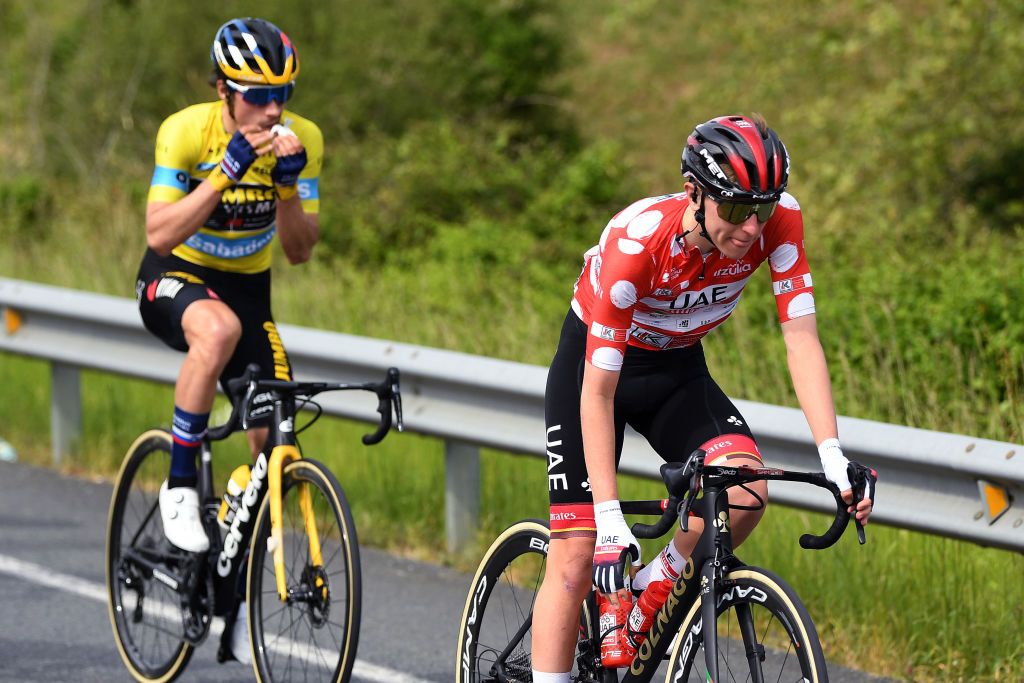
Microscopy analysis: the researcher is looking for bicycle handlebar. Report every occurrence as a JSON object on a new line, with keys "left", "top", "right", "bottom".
{"left": 361, "top": 366, "right": 403, "bottom": 446}
{"left": 206, "top": 363, "right": 405, "bottom": 444}
{"left": 628, "top": 450, "right": 875, "bottom": 551}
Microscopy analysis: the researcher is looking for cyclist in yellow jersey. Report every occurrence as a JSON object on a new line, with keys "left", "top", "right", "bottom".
{"left": 134, "top": 17, "right": 321, "bottom": 576}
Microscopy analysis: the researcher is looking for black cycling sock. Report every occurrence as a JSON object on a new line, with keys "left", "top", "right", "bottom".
{"left": 168, "top": 473, "right": 198, "bottom": 489}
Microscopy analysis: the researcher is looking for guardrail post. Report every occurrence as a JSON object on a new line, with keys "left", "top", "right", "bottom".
{"left": 51, "top": 362, "right": 82, "bottom": 465}
{"left": 445, "top": 439, "right": 480, "bottom": 555}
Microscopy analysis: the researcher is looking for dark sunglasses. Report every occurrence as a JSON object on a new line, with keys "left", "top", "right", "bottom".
{"left": 713, "top": 196, "right": 778, "bottom": 224}
{"left": 226, "top": 78, "right": 295, "bottom": 105}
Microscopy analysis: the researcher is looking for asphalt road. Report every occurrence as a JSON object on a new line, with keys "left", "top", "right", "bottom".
{"left": 0, "top": 461, "right": 893, "bottom": 682}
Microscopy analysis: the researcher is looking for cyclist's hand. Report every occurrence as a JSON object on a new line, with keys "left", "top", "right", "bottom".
{"left": 592, "top": 500, "right": 642, "bottom": 595}
{"left": 818, "top": 438, "right": 853, "bottom": 495}
{"left": 847, "top": 462, "right": 877, "bottom": 525}
{"left": 219, "top": 127, "right": 273, "bottom": 183}
{"left": 819, "top": 439, "right": 876, "bottom": 525}
{"left": 270, "top": 127, "right": 307, "bottom": 188}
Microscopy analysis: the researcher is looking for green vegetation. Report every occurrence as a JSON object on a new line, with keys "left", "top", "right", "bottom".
{"left": 2, "top": 1, "right": 1023, "bottom": 680}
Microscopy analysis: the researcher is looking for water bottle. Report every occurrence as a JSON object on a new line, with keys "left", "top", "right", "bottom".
{"left": 619, "top": 578, "right": 674, "bottom": 658}
{"left": 217, "top": 464, "right": 251, "bottom": 529}
{"left": 598, "top": 588, "right": 634, "bottom": 668}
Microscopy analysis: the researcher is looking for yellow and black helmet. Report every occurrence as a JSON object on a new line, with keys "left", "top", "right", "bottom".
{"left": 211, "top": 18, "right": 299, "bottom": 86}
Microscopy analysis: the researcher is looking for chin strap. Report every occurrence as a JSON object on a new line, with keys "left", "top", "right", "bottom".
{"left": 682, "top": 192, "right": 717, "bottom": 249}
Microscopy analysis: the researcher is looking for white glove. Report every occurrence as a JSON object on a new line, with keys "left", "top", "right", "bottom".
{"left": 592, "top": 500, "right": 642, "bottom": 594}
{"left": 818, "top": 438, "right": 852, "bottom": 493}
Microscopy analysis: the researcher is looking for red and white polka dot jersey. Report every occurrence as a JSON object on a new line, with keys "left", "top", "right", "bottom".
{"left": 571, "top": 191, "right": 815, "bottom": 371}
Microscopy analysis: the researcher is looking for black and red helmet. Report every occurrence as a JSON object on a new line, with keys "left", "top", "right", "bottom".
{"left": 681, "top": 115, "right": 790, "bottom": 203}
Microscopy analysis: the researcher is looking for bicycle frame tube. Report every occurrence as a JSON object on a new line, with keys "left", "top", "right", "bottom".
{"left": 266, "top": 396, "right": 325, "bottom": 602}
{"left": 620, "top": 485, "right": 735, "bottom": 683}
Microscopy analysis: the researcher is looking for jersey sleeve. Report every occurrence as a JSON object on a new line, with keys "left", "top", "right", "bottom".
{"left": 765, "top": 193, "right": 816, "bottom": 323}
{"left": 147, "top": 110, "right": 202, "bottom": 204}
{"left": 284, "top": 115, "right": 323, "bottom": 215}
{"left": 584, "top": 224, "right": 657, "bottom": 372}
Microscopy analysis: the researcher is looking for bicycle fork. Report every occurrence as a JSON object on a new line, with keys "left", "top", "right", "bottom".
{"left": 266, "top": 443, "right": 325, "bottom": 602}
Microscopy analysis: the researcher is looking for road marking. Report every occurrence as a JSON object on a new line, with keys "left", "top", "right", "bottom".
{"left": 0, "top": 553, "right": 435, "bottom": 683}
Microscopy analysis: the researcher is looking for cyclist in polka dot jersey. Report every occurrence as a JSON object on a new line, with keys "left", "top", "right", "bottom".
{"left": 531, "top": 114, "right": 874, "bottom": 683}
{"left": 572, "top": 186, "right": 812, "bottom": 369}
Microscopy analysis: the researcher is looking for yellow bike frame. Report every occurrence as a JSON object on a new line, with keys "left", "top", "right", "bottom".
{"left": 266, "top": 445, "right": 325, "bottom": 602}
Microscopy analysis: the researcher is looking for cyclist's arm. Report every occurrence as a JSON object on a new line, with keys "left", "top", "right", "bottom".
{"left": 581, "top": 362, "right": 621, "bottom": 504}
{"left": 146, "top": 120, "right": 274, "bottom": 256}
{"left": 145, "top": 186, "right": 225, "bottom": 256}
{"left": 781, "top": 314, "right": 838, "bottom": 447}
{"left": 275, "top": 194, "right": 318, "bottom": 264}
{"left": 273, "top": 118, "right": 321, "bottom": 264}
{"left": 781, "top": 314, "right": 873, "bottom": 520}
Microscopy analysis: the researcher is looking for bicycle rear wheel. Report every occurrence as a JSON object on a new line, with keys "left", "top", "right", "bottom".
{"left": 247, "top": 457, "right": 361, "bottom": 683}
{"left": 666, "top": 566, "right": 828, "bottom": 682}
{"left": 105, "top": 429, "right": 195, "bottom": 682}
{"left": 455, "top": 520, "right": 600, "bottom": 683}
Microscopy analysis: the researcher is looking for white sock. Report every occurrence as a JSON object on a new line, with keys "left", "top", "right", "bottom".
{"left": 532, "top": 671, "right": 571, "bottom": 683}
{"left": 632, "top": 539, "right": 686, "bottom": 591}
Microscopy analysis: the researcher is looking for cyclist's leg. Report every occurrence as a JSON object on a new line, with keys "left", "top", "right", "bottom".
{"left": 638, "top": 371, "right": 768, "bottom": 560}
{"left": 218, "top": 288, "right": 293, "bottom": 457}
{"left": 178, "top": 300, "right": 243, "bottom": 411}
{"left": 215, "top": 288, "right": 294, "bottom": 662}
{"left": 534, "top": 311, "right": 627, "bottom": 675}
{"left": 138, "top": 261, "right": 241, "bottom": 552}
{"left": 533, "top": 536, "right": 595, "bottom": 673}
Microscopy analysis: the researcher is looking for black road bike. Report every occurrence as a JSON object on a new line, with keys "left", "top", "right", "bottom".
{"left": 456, "top": 450, "right": 876, "bottom": 683}
{"left": 106, "top": 363, "right": 403, "bottom": 683}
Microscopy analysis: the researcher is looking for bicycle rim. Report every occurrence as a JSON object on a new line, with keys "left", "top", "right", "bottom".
{"left": 456, "top": 520, "right": 597, "bottom": 683}
{"left": 248, "top": 458, "right": 361, "bottom": 683}
{"left": 105, "top": 429, "right": 194, "bottom": 682}
{"left": 666, "top": 567, "right": 828, "bottom": 683}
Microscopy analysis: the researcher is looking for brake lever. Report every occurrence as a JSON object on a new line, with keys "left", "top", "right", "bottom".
{"left": 239, "top": 367, "right": 261, "bottom": 431}
{"left": 847, "top": 463, "right": 876, "bottom": 545}
{"left": 678, "top": 459, "right": 702, "bottom": 533}
{"left": 679, "top": 492, "right": 694, "bottom": 533}
{"left": 387, "top": 367, "right": 404, "bottom": 433}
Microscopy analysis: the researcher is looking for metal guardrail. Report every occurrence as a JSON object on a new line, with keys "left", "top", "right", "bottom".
{"left": 2, "top": 276, "right": 1023, "bottom": 553}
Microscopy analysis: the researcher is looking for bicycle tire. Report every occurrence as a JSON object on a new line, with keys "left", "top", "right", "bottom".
{"left": 246, "top": 457, "right": 361, "bottom": 683}
{"left": 665, "top": 565, "right": 828, "bottom": 683}
{"left": 455, "top": 519, "right": 600, "bottom": 683}
{"left": 106, "top": 429, "right": 195, "bottom": 683}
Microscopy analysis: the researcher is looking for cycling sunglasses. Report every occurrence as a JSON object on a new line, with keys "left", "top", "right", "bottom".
{"left": 712, "top": 196, "right": 779, "bottom": 224}
{"left": 226, "top": 78, "right": 295, "bottom": 105}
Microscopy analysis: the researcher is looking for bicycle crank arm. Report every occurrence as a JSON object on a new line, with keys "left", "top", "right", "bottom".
{"left": 122, "top": 547, "right": 189, "bottom": 593}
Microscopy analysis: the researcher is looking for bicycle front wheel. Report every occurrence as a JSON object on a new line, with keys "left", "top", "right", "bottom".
{"left": 455, "top": 520, "right": 599, "bottom": 683}
{"left": 666, "top": 565, "right": 828, "bottom": 683}
{"left": 105, "top": 429, "right": 194, "bottom": 683}
{"left": 246, "top": 457, "right": 361, "bottom": 683}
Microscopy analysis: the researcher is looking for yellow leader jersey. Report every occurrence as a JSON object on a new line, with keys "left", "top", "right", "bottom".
{"left": 147, "top": 101, "right": 322, "bottom": 273}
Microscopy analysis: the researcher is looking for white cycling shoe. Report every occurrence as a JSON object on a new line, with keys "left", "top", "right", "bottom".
{"left": 159, "top": 481, "right": 210, "bottom": 553}
{"left": 230, "top": 602, "right": 251, "bottom": 665}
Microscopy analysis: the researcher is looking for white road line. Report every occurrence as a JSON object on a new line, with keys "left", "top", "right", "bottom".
{"left": 0, "top": 553, "right": 434, "bottom": 683}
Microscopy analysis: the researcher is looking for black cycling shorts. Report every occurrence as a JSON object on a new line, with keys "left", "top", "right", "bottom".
{"left": 544, "top": 310, "right": 761, "bottom": 532}
{"left": 135, "top": 249, "right": 292, "bottom": 426}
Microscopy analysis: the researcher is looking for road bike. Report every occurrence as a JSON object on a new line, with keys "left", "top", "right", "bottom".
{"left": 456, "top": 449, "right": 876, "bottom": 682}
{"left": 106, "top": 363, "right": 403, "bottom": 683}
